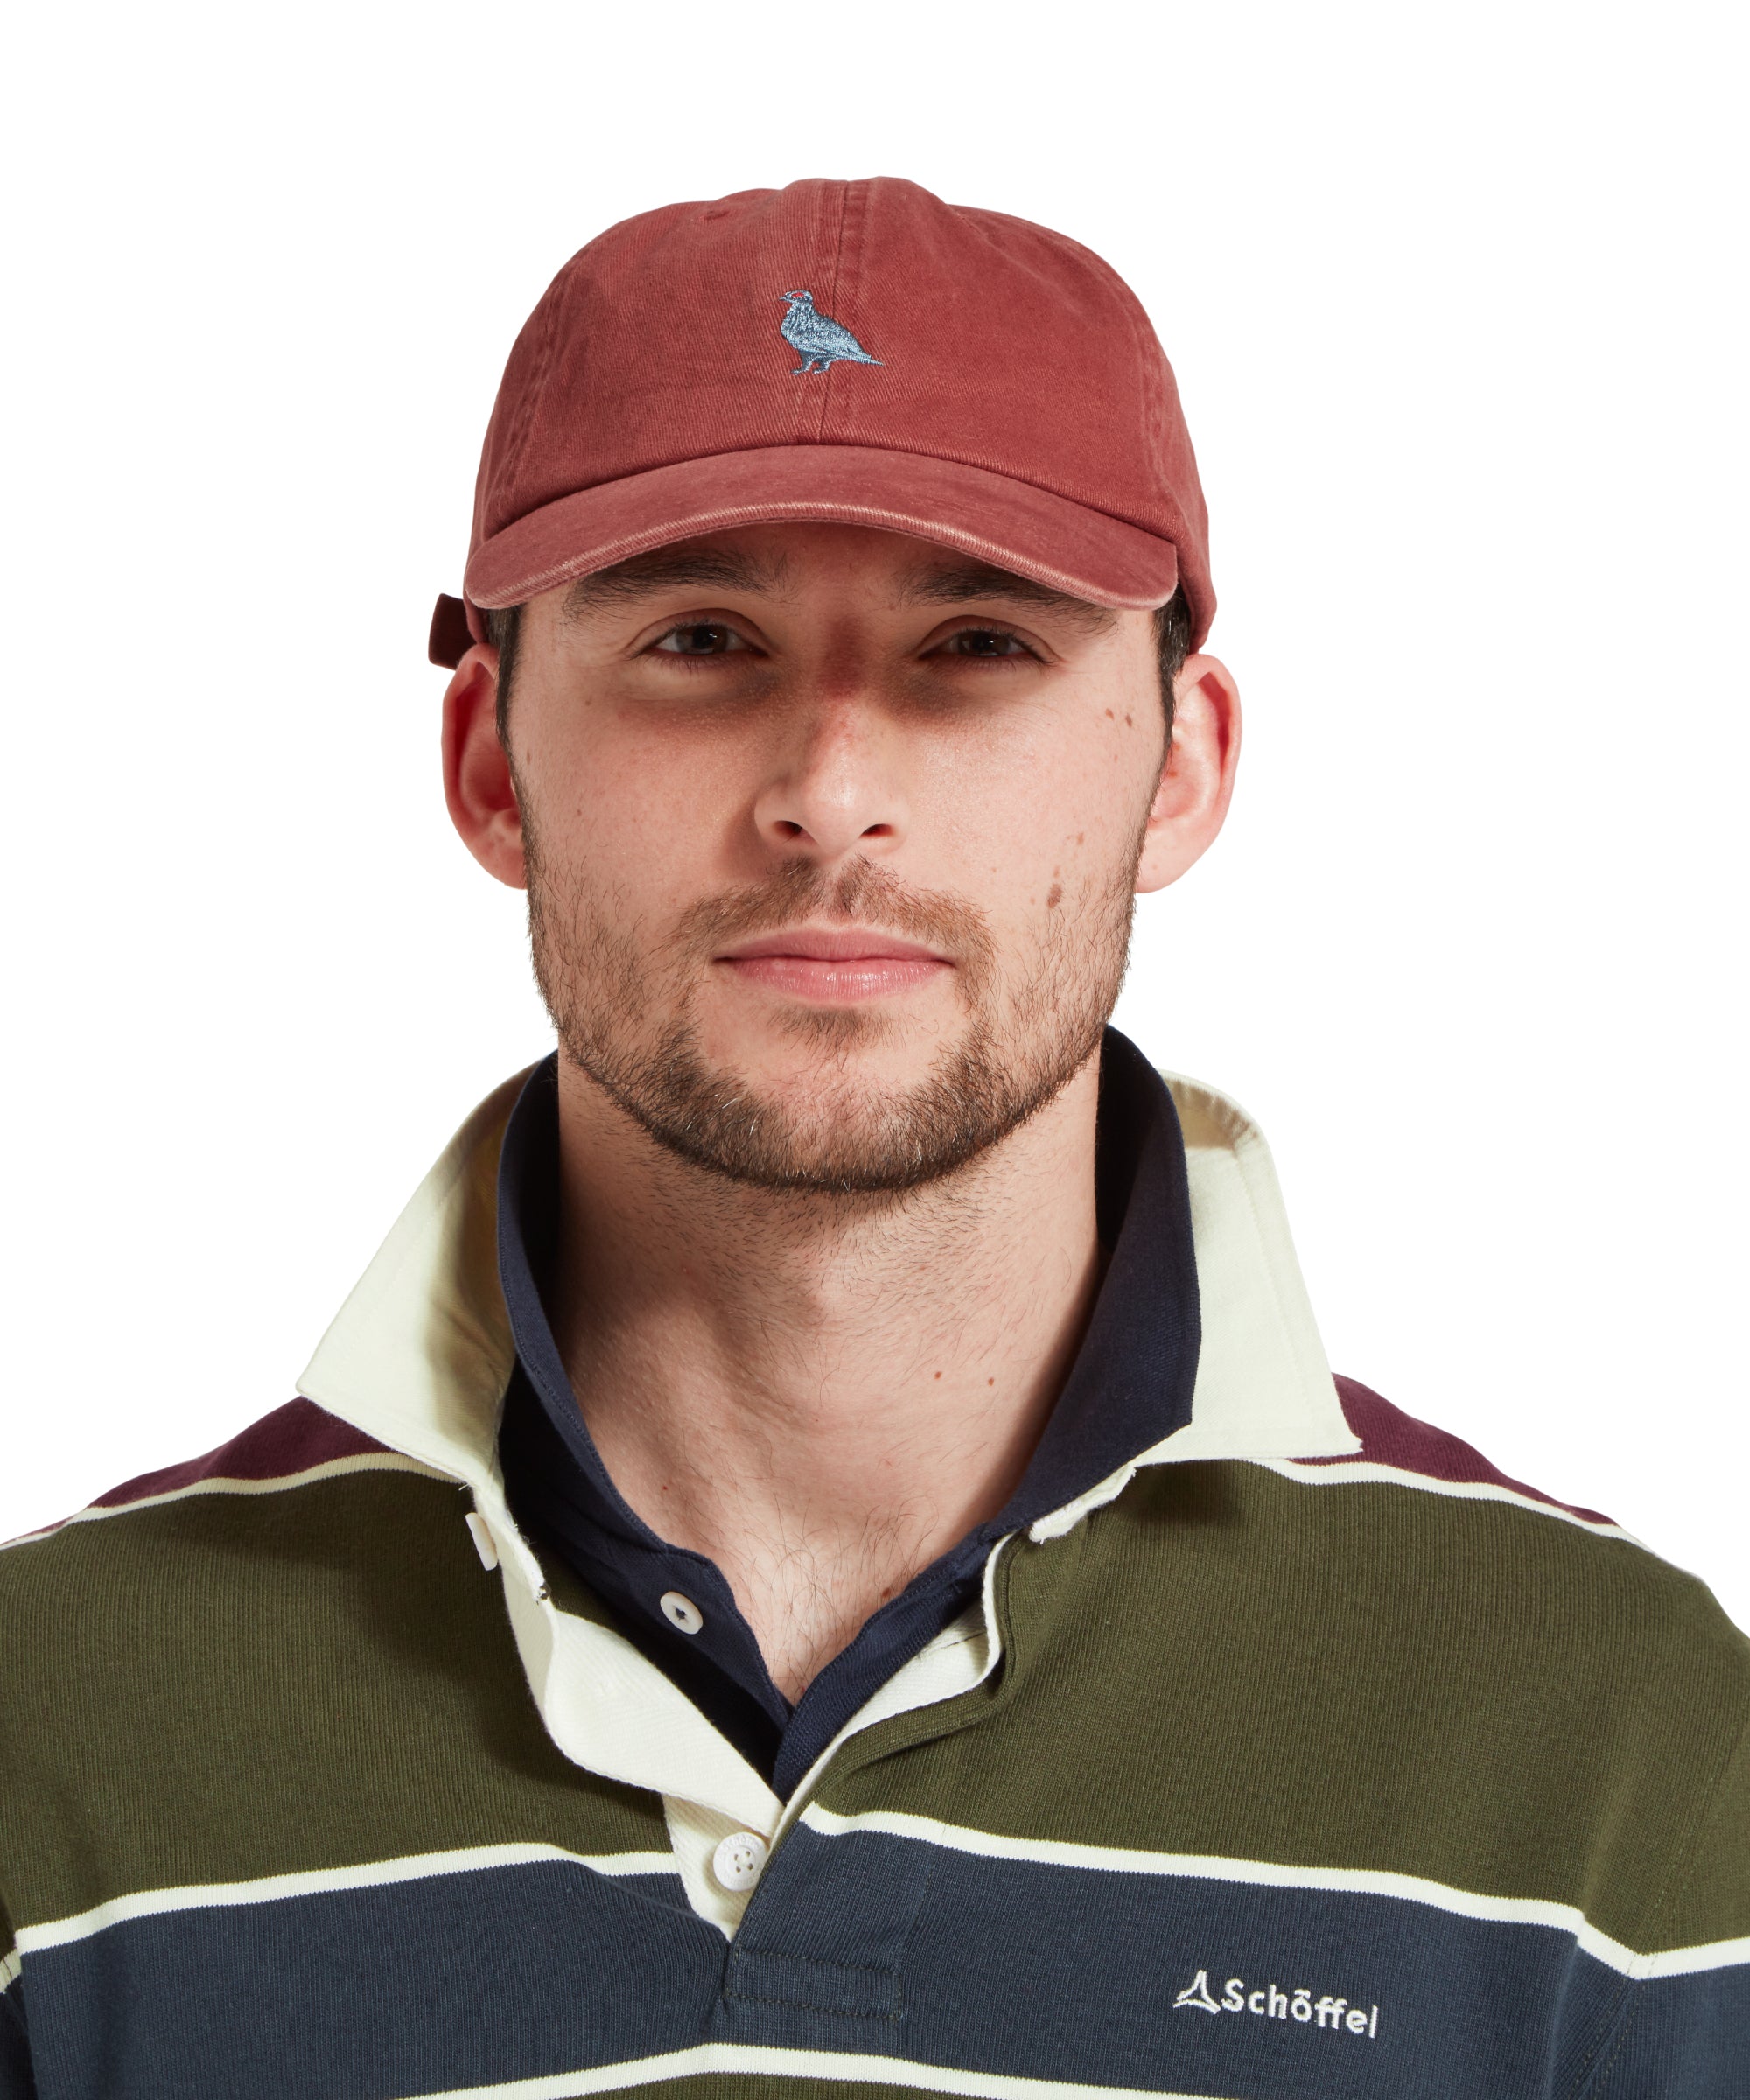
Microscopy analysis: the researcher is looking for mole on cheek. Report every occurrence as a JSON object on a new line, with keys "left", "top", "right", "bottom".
{"left": 1046, "top": 882, "right": 1063, "bottom": 908}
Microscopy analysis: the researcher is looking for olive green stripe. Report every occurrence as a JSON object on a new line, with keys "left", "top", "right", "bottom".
{"left": 1639, "top": 1702, "right": 1750, "bottom": 1959}
{"left": 4, "top": 1453, "right": 1743, "bottom": 1955}
{"left": 817, "top": 1460, "right": 1750, "bottom": 1950}
{"left": 0, "top": 1471, "right": 664, "bottom": 1926}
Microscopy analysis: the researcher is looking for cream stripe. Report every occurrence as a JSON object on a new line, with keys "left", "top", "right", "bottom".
{"left": 416, "top": 2041, "right": 1228, "bottom": 2100}
{"left": 1256, "top": 1457, "right": 1640, "bottom": 1540}
{"left": 15, "top": 1842, "right": 676, "bottom": 1955}
{"left": 2, "top": 1452, "right": 450, "bottom": 1549}
{"left": 797, "top": 1805, "right": 1746, "bottom": 1979}
{"left": 1641, "top": 1935, "right": 1750, "bottom": 1978}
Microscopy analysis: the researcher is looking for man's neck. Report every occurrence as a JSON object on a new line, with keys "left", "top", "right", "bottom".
{"left": 546, "top": 1054, "right": 1105, "bottom": 1702}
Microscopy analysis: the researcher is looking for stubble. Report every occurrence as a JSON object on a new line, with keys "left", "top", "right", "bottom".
{"left": 523, "top": 806, "right": 1144, "bottom": 1196}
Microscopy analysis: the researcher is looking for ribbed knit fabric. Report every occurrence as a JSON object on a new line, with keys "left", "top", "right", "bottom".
{"left": 3, "top": 1068, "right": 1745, "bottom": 2098}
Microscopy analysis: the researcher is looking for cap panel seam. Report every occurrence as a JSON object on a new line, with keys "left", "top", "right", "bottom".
{"left": 1114, "top": 276, "right": 1194, "bottom": 588}
{"left": 813, "top": 183, "right": 853, "bottom": 444}
{"left": 494, "top": 270, "right": 570, "bottom": 525}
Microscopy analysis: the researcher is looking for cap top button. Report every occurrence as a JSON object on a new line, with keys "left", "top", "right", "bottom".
{"left": 660, "top": 1591, "right": 704, "bottom": 1634}
{"left": 712, "top": 1830, "right": 768, "bottom": 1893}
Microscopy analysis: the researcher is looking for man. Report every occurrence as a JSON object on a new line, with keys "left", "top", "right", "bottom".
{"left": 2, "top": 178, "right": 1744, "bottom": 2098}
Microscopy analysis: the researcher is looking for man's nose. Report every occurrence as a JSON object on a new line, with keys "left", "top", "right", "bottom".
{"left": 751, "top": 694, "right": 910, "bottom": 863}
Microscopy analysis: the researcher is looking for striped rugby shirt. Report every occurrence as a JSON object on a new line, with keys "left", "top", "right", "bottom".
{"left": 2, "top": 1066, "right": 1746, "bottom": 2098}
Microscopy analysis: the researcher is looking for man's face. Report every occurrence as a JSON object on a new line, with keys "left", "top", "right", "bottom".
{"left": 498, "top": 523, "right": 1172, "bottom": 1194}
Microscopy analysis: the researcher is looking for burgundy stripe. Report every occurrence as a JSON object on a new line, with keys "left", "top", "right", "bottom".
{"left": 1312, "top": 1376, "right": 1615, "bottom": 1527}
{"left": 89, "top": 1398, "right": 392, "bottom": 1509}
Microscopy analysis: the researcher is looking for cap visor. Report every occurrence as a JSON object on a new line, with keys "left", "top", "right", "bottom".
{"left": 465, "top": 446, "right": 1177, "bottom": 612}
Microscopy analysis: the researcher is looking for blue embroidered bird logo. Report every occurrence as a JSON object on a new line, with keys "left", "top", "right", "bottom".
{"left": 779, "top": 290, "right": 882, "bottom": 374}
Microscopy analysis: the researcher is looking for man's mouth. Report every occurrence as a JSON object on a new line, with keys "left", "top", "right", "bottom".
{"left": 717, "top": 927, "right": 952, "bottom": 1003}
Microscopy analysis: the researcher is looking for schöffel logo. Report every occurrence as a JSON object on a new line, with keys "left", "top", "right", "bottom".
{"left": 1173, "top": 1968, "right": 1380, "bottom": 2038}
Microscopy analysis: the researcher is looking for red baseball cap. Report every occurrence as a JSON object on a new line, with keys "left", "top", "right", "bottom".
{"left": 429, "top": 178, "right": 1213, "bottom": 668}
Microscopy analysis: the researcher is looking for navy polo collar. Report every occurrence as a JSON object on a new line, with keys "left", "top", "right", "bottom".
{"left": 494, "top": 1026, "right": 1200, "bottom": 1795}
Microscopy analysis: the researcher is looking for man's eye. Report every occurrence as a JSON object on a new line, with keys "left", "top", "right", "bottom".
{"left": 942, "top": 628, "right": 1032, "bottom": 659}
{"left": 651, "top": 623, "right": 749, "bottom": 656}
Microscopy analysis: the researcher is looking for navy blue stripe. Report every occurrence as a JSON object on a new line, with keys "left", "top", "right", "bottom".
{"left": 1583, "top": 1960, "right": 1750, "bottom": 2097}
{"left": 16, "top": 1834, "right": 1748, "bottom": 2096}
{"left": 723, "top": 1824, "right": 1652, "bottom": 2091}
{"left": 24, "top": 1864, "right": 720, "bottom": 2100}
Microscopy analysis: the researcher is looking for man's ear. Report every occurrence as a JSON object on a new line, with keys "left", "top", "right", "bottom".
{"left": 441, "top": 642, "right": 527, "bottom": 890}
{"left": 1135, "top": 654, "right": 1242, "bottom": 895}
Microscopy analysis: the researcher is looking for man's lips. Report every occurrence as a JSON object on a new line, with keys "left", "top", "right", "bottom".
{"left": 717, "top": 928, "right": 952, "bottom": 1003}
{"left": 722, "top": 929, "right": 947, "bottom": 962}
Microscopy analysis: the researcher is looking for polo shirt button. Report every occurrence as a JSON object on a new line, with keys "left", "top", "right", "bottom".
{"left": 660, "top": 1591, "right": 704, "bottom": 1634}
{"left": 712, "top": 1831, "right": 768, "bottom": 1893}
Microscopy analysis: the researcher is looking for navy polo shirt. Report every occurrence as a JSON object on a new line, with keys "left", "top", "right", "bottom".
{"left": 494, "top": 1026, "right": 1200, "bottom": 1798}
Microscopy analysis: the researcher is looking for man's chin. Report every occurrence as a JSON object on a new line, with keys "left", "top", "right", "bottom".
{"left": 575, "top": 1026, "right": 1064, "bottom": 1197}
{"left": 628, "top": 1075, "right": 998, "bottom": 1195}
{"left": 693, "top": 1022, "right": 936, "bottom": 1103}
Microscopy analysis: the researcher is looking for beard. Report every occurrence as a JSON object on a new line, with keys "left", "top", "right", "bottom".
{"left": 523, "top": 819, "right": 1143, "bottom": 1197}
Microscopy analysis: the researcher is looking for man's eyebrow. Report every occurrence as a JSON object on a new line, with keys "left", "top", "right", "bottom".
{"left": 894, "top": 562, "right": 1117, "bottom": 634}
{"left": 561, "top": 547, "right": 787, "bottom": 619}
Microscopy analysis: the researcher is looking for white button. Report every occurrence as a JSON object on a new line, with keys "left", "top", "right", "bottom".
{"left": 465, "top": 1512, "right": 499, "bottom": 1571}
{"left": 711, "top": 1830, "right": 767, "bottom": 1893}
{"left": 660, "top": 1591, "right": 704, "bottom": 1634}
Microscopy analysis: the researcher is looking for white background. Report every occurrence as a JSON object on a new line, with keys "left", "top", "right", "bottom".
{"left": 4, "top": 4, "right": 1746, "bottom": 1622}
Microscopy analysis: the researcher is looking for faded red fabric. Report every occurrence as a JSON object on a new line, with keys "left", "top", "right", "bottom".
{"left": 432, "top": 178, "right": 1212, "bottom": 665}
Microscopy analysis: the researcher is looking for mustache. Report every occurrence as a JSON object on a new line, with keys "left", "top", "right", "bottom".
{"left": 659, "top": 858, "right": 998, "bottom": 984}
